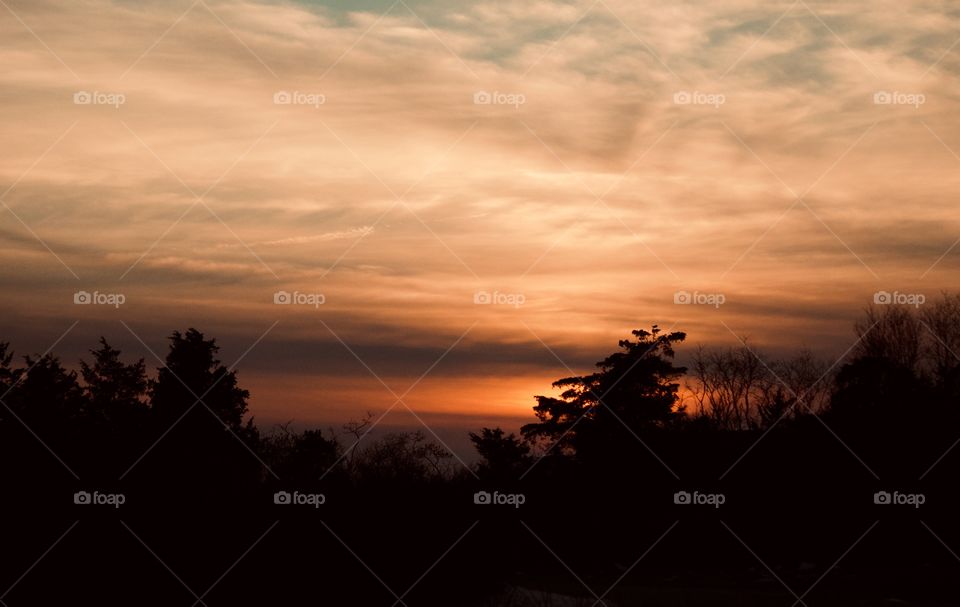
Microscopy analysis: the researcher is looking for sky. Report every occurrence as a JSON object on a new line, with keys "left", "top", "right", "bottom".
{"left": 1, "top": 0, "right": 959, "bottom": 450}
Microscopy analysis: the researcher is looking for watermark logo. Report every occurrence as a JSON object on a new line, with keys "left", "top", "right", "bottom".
{"left": 874, "top": 290, "right": 925, "bottom": 308}
{"left": 674, "top": 490, "right": 725, "bottom": 508}
{"left": 673, "top": 90, "right": 725, "bottom": 108}
{"left": 274, "top": 490, "right": 325, "bottom": 508}
{"left": 474, "top": 290, "right": 525, "bottom": 308}
{"left": 74, "top": 290, "right": 126, "bottom": 308}
{"left": 473, "top": 490, "right": 525, "bottom": 508}
{"left": 674, "top": 290, "right": 725, "bottom": 308}
{"left": 274, "top": 290, "right": 325, "bottom": 308}
{"left": 873, "top": 91, "right": 925, "bottom": 108}
{"left": 874, "top": 490, "right": 924, "bottom": 508}
{"left": 273, "top": 90, "right": 326, "bottom": 108}
{"left": 73, "top": 90, "right": 126, "bottom": 108}
{"left": 74, "top": 490, "right": 125, "bottom": 508}
{"left": 473, "top": 90, "right": 526, "bottom": 108}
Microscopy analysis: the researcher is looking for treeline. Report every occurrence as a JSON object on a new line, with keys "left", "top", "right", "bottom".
{"left": 3, "top": 296, "right": 960, "bottom": 604}
{"left": 4, "top": 295, "right": 959, "bottom": 484}
{"left": 0, "top": 330, "right": 462, "bottom": 495}
{"left": 470, "top": 292, "right": 960, "bottom": 478}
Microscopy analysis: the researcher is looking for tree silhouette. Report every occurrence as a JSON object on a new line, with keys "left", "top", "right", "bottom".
{"left": 13, "top": 353, "right": 83, "bottom": 427}
{"left": 521, "top": 326, "right": 686, "bottom": 457}
{"left": 688, "top": 344, "right": 766, "bottom": 430}
{"left": 687, "top": 345, "right": 832, "bottom": 430}
{"left": 136, "top": 329, "right": 260, "bottom": 500}
{"left": 354, "top": 430, "right": 454, "bottom": 484}
{"left": 262, "top": 423, "right": 341, "bottom": 482}
{"left": 149, "top": 328, "right": 252, "bottom": 433}
{"left": 853, "top": 304, "right": 923, "bottom": 374}
{"left": 80, "top": 337, "right": 148, "bottom": 426}
{"left": 922, "top": 292, "right": 960, "bottom": 400}
{"left": 0, "top": 342, "right": 19, "bottom": 394}
{"left": 828, "top": 305, "right": 932, "bottom": 427}
{"left": 469, "top": 427, "right": 530, "bottom": 478}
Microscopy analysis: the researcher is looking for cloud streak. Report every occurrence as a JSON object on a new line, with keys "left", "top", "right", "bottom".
{"left": 1, "top": 0, "right": 959, "bottom": 428}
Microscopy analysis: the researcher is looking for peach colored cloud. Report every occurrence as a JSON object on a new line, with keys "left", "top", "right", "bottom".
{"left": 1, "top": 0, "right": 959, "bottom": 430}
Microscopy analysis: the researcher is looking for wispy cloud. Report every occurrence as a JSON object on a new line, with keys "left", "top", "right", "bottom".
{"left": 2, "top": 0, "right": 959, "bottom": 425}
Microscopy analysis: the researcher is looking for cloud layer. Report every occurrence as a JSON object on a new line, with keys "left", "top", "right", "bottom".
{"left": 2, "top": 0, "right": 959, "bottom": 430}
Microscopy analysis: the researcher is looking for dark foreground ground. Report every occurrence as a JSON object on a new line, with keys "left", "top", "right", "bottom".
{"left": 2, "top": 419, "right": 958, "bottom": 606}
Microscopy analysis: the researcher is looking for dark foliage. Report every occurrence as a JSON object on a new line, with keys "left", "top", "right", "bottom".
{"left": 3, "top": 299, "right": 960, "bottom": 605}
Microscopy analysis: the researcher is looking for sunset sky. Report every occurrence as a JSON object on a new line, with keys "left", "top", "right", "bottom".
{"left": 2, "top": 0, "right": 959, "bottom": 450}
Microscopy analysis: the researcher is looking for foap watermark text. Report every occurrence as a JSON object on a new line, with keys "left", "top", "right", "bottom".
{"left": 74, "top": 90, "right": 125, "bottom": 108}
{"left": 74, "top": 490, "right": 125, "bottom": 508}
{"left": 674, "top": 490, "right": 725, "bottom": 508}
{"left": 274, "top": 290, "right": 325, "bottom": 308}
{"left": 874, "top": 291, "right": 925, "bottom": 308}
{"left": 674, "top": 290, "right": 725, "bottom": 308}
{"left": 74, "top": 290, "right": 126, "bottom": 308}
{"left": 274, "top": 491, "right": 326, "bottom": 508}
{"left": 474, "top": 91, "right": 526, "bottom": 108}
{"left": 474, "top": 490, "right": 525, "bottom": 508}
{"left": 673, "top": 90, "right": 725, "bottom": 108}
{"left": 474, "top": 290, "right": 525, "bottom": 308}
{"left": 274, "top": 90, "right": 325, "bottom": 107}
{"left": 874, "top": 490, "right": 925, "bottom": 508}
{"left": 873, "top": 91, "right": 925, "bottom": 108}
